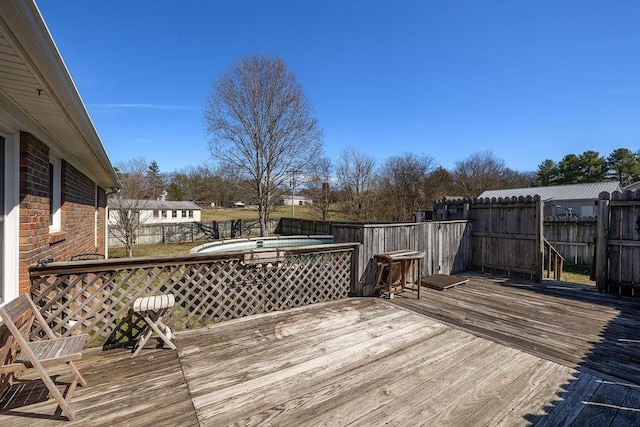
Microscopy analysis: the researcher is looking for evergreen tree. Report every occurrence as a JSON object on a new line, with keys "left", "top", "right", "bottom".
{"left": 579, "top": 151, "right": 607, "bottom": 183}
{"left": 146, "top": 160, "right": 164, "bottom": 200}
{"left": 606, "top": 148, "right": 640, "bottom": 186}
{"left": 557, "top": 154, "right": 582, "bottom": 184}
{"left": 536, "top": 159, "right": 558, "bottom": 186}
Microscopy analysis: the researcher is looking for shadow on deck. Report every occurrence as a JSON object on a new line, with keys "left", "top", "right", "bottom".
{"left": 1, "top": 274, "right": 640, "bottom": 426}
{"left": 390, "top": 272, "right": 640, "bottom": 425}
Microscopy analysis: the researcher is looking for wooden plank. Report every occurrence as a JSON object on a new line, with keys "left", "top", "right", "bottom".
{"left": 568, "top": 377, "right": 631, "bottom": 426}
{"left": 189, "top": 311, "right": 433, "bottom": 398}
{"left": 4, "top": 292, "right": 640, "bottom": 426}
{"left": 415, "top": 356, "right": 568, "bottom": 426}
{"left": 472, "top": 262, "right": 537, "bottom": 275}
{"left": 200, "top": 325, "right": 476, "bottom": 426}
{"left": 253, "top": 329, "right": 479, "bottom": 427}
{"left": 391, "top": 274, "right": 640, "bottom": 387}
{"left": 610, "top": 384, "right": 640, "bottom": 426}
{"left": 607, "top": 240, "right": 640, "bottom": 247}
{"left": 348, "top": 344, "right": 528, "bottom": 425}
{"left": 454, "top": 359, "right": 569, "bottom": 426}
{"left": 472, "top": 232, "right": 536, "bottom": 240}
{"left": 192, "top": 320, "right": 446, "bottom": 423}
{"left": 181, "top": 309, "right": 412, "bottom": 388}
{"left": 420, "top": 274, "right": 469, "bottom": 290}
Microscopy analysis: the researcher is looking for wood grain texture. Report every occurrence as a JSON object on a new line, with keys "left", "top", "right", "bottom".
{"left": 2, "top": 281, "right": 640, "bottom": 426}
{"left": 391, "top": 273, "right": 640, "bottom": 386}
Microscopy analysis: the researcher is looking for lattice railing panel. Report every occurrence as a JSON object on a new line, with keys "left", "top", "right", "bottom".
{"left": 29, "top": 245, "right": 357, "bottom": 347}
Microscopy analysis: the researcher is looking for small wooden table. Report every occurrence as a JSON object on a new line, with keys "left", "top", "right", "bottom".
{"left": 373, "top": 250, "right": 425, "bottom": 299}
{"left": 132, "top": 294, "right": 177, "bottom": 357}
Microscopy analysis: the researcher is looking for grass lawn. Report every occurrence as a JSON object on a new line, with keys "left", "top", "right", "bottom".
{"left": 109, "top": 241, "right": 206, "bottom": 258}
{"left": 561, "top": 265, "right": 595, "bottom": 286}
{"left": 545, "top": 264, "right": 594, "bottom": 286}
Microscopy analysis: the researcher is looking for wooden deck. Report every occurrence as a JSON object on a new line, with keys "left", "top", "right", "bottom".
{"left": 1, "top": 275, "right": 640, "bottom": 425}
{"left": 391, "top": 272, "right": 640, "bottom": 386}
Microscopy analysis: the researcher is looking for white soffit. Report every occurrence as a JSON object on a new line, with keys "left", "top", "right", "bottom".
{"left": 0, "top": 0, "right": 120, "bottom": 189}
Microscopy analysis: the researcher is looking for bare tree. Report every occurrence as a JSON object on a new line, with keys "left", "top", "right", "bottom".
{"left": 306, "top": 156, "right": 334, "bottom": 221}
{"left": 420, "top": 167, "right": 454, "bottom": 205}
{"left": 378, "top": 153, "right": 436, "bottom": 221}
{"left": 205, "top": 55, "right": 323, "bottom": 236}
{"left": 109, "top": 158, "right": 150, "bottom": 257}
{"left": 337, "top": 148, "right": 377, "bottom": 220}
{"left": 452, "top": 151, "right": 533, "bottom": 198}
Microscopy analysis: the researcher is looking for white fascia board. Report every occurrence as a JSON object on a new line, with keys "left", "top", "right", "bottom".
{"left": 2, "top": 133, "right": 20, "bottom": 301}
{"left": 0, "top": 0, "right": 120, "bottom": 190}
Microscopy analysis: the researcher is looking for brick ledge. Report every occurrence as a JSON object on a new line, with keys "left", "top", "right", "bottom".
{"left": 49, "top": 231, "right": 67, "bottom": 244}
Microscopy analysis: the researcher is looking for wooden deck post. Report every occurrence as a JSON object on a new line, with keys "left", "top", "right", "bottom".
{"left": 350, "top": 243, "right": 364, "bottom": 296}
{"left": 595, "top": 192, "right": 610, "bottom": 292}
{"left": 534, "top": 197, "right": 544, "bottom": 283}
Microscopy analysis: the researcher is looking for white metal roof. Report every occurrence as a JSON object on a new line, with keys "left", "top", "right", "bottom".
{"left": 0, "top": 0, "right": 120, "bottom": 189}
{"left": 479, "top": 181, "right": 622, "bottom": 201}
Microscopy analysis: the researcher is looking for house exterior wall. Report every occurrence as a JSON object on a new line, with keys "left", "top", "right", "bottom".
{"left": 108, "top": 208, "right": 201, "bottom": 225}
{"left": 544, "top": 199, "right": 597, "bottom": 217}
{"left": 625, "top": 181, "right": 640, "bottom": 191}
{"left": 19, "top": 132, "right": 107, "bottom": 294}
{"left": 283, "top": 197, "right": 313, "bottom": 206}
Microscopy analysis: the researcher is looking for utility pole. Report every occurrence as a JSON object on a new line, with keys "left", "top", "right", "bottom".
{"left": 290, "top": 170, "right": 295, "bottom": 218}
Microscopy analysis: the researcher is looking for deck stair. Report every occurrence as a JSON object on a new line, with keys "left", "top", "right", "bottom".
{"left": 544, "top": 238, "right": 564, "bottom": 280}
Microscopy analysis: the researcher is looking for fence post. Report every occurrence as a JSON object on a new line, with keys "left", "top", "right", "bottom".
{"left": 534, "top": 197, "right": 544, "bottom": 282}
{"left": 462, "top": 202, "right": 470, "bottom": 220}
{"left": 595, "top": 192, "right": 610, "bottom": 292}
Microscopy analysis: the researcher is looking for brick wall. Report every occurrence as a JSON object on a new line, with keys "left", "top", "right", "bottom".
{"left": 19, "top": 132, "right": 107, "bottom": 294}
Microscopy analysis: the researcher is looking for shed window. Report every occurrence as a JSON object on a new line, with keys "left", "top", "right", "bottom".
{"left": 172, "top": 210, "right": 177, "bottom": 218}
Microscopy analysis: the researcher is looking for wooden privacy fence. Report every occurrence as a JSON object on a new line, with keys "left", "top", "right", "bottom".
{"left": 277, "top": 218, "right": 334, "bottom": 236}
{"left": 596, "top": 191, "right": 640, "bottom": 296}
{"left": 333, "top": 221, "right": 472, "bottom": 296}
{"left": 434, "top": 196, "right": 544, "bottom": 282}
{"left": 544, "top": 217, "right": 596, "bottom": 266}
{"left": 28, "top": 243, "right": 360, "bottom": 347}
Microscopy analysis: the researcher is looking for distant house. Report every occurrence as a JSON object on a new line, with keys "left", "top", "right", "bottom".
{"left": 1, "top": 1, "right": 121, "bottom": 301}
{"left": 479, "top": 182, "right": 622, "bottom": 217}
{"left": 624, "top": 181, "right": 640, "bottom": 192}
{"left": 108, "top": 200, "right": 201, "bottom": 225}
{"left": 283, "top": 195, "right": 313, "bottom": 206}
{"left": 233, "top": 202, "right": 245, "bottom": 208}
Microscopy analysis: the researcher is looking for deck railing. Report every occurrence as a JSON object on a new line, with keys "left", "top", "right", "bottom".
{"left": 28, "top": 243, "right": 361, "bottom": 347}
{"left": 544, "top": 238, "right": 564, "bottom": 281}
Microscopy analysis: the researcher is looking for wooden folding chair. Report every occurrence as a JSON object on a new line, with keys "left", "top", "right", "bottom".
{"left": 0, "top": 294, "right": 87, "bottom": 420}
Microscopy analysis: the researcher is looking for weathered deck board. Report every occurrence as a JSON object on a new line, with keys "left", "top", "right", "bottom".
{"left": 391, "top": 273, "right": 640, "bottom": 386}
{"left": 177, "top": 297, "right": 640, "bottom": 426}
{"left": 2, "top": 278, "right": 640, "bottom": 426}
{"left": 0, "top": 346, "right": 199, "bottom": 426}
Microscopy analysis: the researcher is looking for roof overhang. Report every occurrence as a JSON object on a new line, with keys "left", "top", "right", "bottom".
{"left": 0, "top": 0, "right": 120, "bottom": 189}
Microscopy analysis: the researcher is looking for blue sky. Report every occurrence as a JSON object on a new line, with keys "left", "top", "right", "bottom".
{"left": 37, "top": 1, "right": 640, "bottom": 174}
